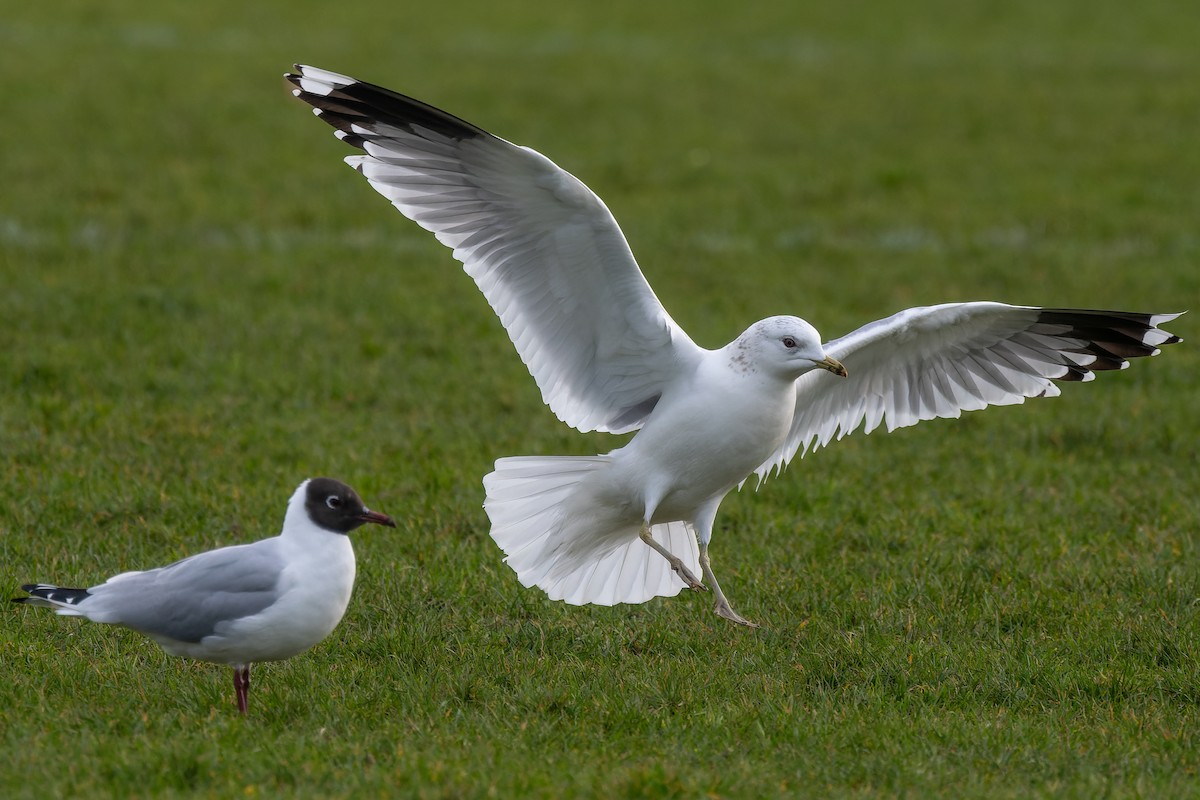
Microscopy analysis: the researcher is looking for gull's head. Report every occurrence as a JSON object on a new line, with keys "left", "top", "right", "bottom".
{"left": 293, "top": 477, "right": 397, "bottom": 535}
{"left": 733, "top": 316, "right": 848, "bottom": 379}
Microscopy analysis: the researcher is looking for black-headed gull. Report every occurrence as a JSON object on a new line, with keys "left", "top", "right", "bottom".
{"left": 287, "top": 65, "right": 1181, "bottom": 626}
{"left": 13, "top": 477, "right": 395, "bottom": 713}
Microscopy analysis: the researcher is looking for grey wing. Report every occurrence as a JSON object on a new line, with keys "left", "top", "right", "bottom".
{"left": 87, "top": 541, "right": 284, "bottom": 643}
{"left": 755, "top": 303, "right": 1183, "bottom": 479}
{"left": 287, "top": 65, "right": 705, "bottom": 434}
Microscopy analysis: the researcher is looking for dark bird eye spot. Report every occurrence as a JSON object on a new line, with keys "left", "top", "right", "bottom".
{"left": 782, "top": 337, "right": 797, "bottom": 348}
{"left": 326, "top": 496, "right": 342, "bottom": 510}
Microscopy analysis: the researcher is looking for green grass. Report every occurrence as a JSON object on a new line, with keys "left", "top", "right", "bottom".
{"left": 2, "top": 0, "right": 1198, "bottom": 796}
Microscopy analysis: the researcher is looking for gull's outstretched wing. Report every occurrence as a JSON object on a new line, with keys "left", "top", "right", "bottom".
{"left": 756, "top": 304, "right": 1183, "bottom": 479}
{"left": 287, "top": 65, "right": 703, "bottom": 434}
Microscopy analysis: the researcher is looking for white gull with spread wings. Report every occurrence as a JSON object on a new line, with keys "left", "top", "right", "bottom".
{"left": 288, "top": 65, "right": 1181, "bottom": 626}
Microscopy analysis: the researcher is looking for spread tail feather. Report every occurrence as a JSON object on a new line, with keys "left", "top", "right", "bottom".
{"left": 484, "top": 456, "right": 700, "bottom": 606}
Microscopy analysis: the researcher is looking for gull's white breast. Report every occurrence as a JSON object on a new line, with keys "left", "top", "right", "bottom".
{"left": 612, "top": 354, "right": 799, "bottom": 521}
{"left": 165, "top": 526, "right": 356, "bottom": 665}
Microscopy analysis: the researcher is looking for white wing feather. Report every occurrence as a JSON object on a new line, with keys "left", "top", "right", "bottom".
{"left": 289, "top": 65, "right": 703, "bottom": 434}
{"left": 756, "top": 303, "right": 1183, "bottom": 479}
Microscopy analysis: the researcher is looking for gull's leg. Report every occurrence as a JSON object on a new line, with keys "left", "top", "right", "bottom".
{"left": 233, "top": 664, "right": 251, "bottom": 714}
{"left": 699, "top": 541, "right": 759, "bottom": 628}
{"left": 638, "top": 525, "right": 706, "bottom": 591}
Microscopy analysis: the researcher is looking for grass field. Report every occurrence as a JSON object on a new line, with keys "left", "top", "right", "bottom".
{"left": 2, "top": 0, "right": 1198, "bottom": 796}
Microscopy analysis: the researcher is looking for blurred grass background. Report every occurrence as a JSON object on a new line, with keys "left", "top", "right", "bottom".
{"left": 1, "top": 0, "right": 1197, "bottom": 797}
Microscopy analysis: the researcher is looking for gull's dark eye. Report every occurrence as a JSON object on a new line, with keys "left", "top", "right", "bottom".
{"left": 782, "top": 336, "right": 798, "bottom": 348}
{"left": 326, "top": 496, "right": 343, "bottom": 510}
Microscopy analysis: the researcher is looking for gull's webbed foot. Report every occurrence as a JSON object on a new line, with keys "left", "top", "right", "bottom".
{"left": 672, "top": 561, "right": 707, "bottom": 592}
{"left": 713, "top": 596, "right": 760, "bottom": 628}
{"left": 699, "top": 542, "right": 760, "bottom": 628}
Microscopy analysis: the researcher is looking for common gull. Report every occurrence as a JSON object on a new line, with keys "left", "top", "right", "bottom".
{"left": 287, "top": 66, "right": 1181, "bottom": 626}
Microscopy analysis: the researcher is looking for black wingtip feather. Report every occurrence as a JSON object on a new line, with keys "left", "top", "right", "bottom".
{"left": 1081, "top": 353, "right": 1132, "bottom": 371}
{"left": 1057, "top": 365, "right": 1091, "bottom": 382}
{"left": 1036, "top": 309, "right": 1182, "bottom": 366}
{"left": 14, "top": 584, "right": 90, "bottom": 605}
{"left": 336, "top": 131, "right": 369, "bottom": 149}
{"left": 288, "top": 67, "right": 491, "bottom": 146}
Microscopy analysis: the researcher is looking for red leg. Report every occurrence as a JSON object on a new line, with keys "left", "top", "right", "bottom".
{"left": 233, "top": 665, "right": 251, "bottom": 714}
